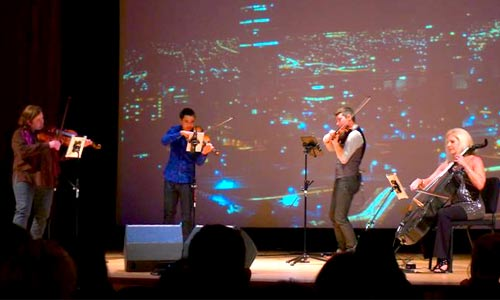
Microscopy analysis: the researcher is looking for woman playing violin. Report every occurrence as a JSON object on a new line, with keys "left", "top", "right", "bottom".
{"left": 409, "top": 128, "right": 486, "bottom": 273}
{"left": 161, "top": 107, "right": 214, "bottom": 241}
{"left": 11, "top": 105, "right": 63, "bottom": 239}
{"left": 11, "top": 105, "right": 96, "bottom": 240}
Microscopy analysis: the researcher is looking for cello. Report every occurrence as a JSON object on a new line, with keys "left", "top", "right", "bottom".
{"left": 395, "top": 139, "right": 488, "bottom": 246}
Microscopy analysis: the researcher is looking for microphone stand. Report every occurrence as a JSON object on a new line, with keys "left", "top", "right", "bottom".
{"left": 365, "top": 186, "right": 394, "bottom": 230}
{"left": 188, "top": 133, "right": 200, "bottom": 239}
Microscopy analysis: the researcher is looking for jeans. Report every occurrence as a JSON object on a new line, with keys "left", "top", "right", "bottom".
{"left": 329, "top": 175, "right": 361, "bottom": 250}
{"left": 12, "top": 178, "right": 54, "bottom": 240}
{"left": 164, "top": 180, "right": 194, "bottom": 241}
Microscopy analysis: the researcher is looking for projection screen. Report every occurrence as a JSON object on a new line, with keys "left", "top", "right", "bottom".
{"left": 119, "top": 0, "right": 500, "bottom": 229}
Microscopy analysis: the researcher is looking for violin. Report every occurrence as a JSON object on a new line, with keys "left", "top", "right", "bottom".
{"left": 37, "top": 126, "right": 101, "bottom": 150}
{"left": 193, "top": 125, "right": 220, "bottom": 155}
{"left": 331, "top": 126, "right": 352, "bottom": 145}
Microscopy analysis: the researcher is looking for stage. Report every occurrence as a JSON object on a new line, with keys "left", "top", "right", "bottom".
{"left": 105, "top": 250, "right": 472, "bottom": 292}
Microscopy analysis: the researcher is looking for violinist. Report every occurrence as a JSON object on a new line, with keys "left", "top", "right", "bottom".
{"left": 322, "top": 106, "right": 366, "bottom": 254}
{"left": 11, "top": 105, "right": 62, "bottom": 240}
{"left": 161, "top": 107, "right": 214, "bottom": 241}
{"left": 409, "top": 128, "right": 486, "bottom": 273}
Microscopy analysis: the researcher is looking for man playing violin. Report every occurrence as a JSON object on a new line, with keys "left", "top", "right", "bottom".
{"left": 409, "top": 128, "right": 486, "bottom": 273}
{"left": 322, "top": 106, "right": 366, "bottom": 254}
{"left": 11, "top": 105, "right": 62, "bottom": 239}
{"left": 161, "top": 107, "right": 214, "bottom": 241}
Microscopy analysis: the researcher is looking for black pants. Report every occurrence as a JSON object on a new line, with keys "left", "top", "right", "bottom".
{"left": 433, "top": 205, "right": 467, "bottom": 261}
{"left": 163, "top": 180, "right": 194, "bottom": 241}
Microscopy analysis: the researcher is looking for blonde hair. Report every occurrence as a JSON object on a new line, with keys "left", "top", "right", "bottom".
{"left": 445, "top": 128, "right": 474, "bottom": 161}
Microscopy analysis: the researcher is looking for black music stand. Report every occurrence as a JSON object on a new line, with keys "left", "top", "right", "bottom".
{"left": 48, "top": 135, "right": 87, "bottom": 241}
{"left": 65, "top": 135, "right": 88, "bottom": 239}
{"left": 286, "top": 136, "right": 326, "bottom": 266}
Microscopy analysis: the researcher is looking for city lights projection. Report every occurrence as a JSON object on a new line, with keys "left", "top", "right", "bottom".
{"left": 119, "top": 0, "right": 500, "bottom": 229}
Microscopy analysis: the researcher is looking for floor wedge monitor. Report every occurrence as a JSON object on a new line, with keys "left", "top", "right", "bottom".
{"left": 124, "top": 224, "right": 183, "bottom": 272}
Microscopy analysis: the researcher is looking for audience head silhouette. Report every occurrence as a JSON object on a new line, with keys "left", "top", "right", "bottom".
{"left": 315, "top": 230, "right": 413, "bottom": 299}
{"left": 454, "top": 232, "right": 500, "bottom": 298}
{"left": 0, "top": 223, "right": 77, "bottom": 299}
{"left": 315, "top": 251, "right": 358, "bottom": 298}
{"left": 355, "top": 230, "right": 412, "bottom": 291}
{"left": 470, "top": 232, "right": 500, "bottom": 283}
{"left": 186, "top": 224, "right": 251, "bottom": 297}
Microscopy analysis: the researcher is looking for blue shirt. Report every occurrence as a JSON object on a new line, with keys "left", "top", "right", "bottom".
{"left": 161, "top": 125, "right": 208, "bottom": 184}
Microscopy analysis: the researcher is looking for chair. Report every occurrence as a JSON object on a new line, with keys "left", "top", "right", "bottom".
{"left": 428, "top": 176, "right": 500, "bottom": 272}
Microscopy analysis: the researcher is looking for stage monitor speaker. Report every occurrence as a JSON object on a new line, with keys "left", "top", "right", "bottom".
{"left": 124, "top": 224, "right": 183, "bottom": 272}
{"left": 182, "top": 225, "right": 258, "bottom": 268}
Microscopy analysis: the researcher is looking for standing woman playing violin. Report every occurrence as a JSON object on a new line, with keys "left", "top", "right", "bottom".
{"left": 409, "top": 128, "right": 486, "bottom": 273}
{"left": 11, "top": 105, "right": 62, "bottom": 239}
{"left": 322, "top": 106, "right": 367, "bottom": 254}
{"left": 161, "top": 107, "right": 214, "bottom": 241}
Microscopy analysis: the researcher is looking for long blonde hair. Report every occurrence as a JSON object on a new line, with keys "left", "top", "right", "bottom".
{"left": 445, "top": 128, "right": 474, "bottom": 161}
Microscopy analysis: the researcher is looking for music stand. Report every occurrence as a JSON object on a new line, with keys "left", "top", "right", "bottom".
{"left": 286, "top": 136, "right": 326, "bottom": 266}
{"left": 365, "top": 173, "right": 408, "bottom": 230}
{"left": 63, "top": 135, "right": 88, "bottom": 239}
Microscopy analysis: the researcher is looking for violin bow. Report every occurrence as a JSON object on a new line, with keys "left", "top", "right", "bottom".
{"left": 204, "top": 116, "right": 234, "bottom": 133}
{"left": 57, "top": 96, "right": 71, "bottom": 140}
{"left": 332, "top": 96, "right": 372, "bottom": 135}
{"left": 352, "top": 95, "right": 372, "bottom": 118}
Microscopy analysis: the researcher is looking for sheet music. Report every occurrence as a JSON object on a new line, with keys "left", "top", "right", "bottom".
{"left": 300, "top": 136, "right": 322, "bottom": 157}
{"left": 186, "top": 131, "right": 205, "bottom": 153}
{"left": 385, "top": 173, "right": 409, "bottom": 200}
{"left": 65, "top": 135, "right": 87, "bottom": 158}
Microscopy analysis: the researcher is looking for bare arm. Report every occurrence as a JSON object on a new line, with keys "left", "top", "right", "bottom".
{"left": 410, "top": 162, "right": 449, "bottom": 191}
{"left": 454, "top": 154, "right": 486, "bottom": 190}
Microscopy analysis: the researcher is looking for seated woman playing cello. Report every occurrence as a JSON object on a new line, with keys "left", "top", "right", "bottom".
{"left": 409, "top": 128, "right": 486, "bottom": 273}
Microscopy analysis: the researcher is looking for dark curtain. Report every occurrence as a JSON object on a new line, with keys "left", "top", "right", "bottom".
{"left": 0, "top": 0, "right": 62, "bottom": 223}
{"left": 1, "top": 0, "right": 119, "bottom": 252}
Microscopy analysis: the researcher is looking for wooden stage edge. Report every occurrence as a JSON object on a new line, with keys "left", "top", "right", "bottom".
{"left": 105, "top": 251, "right": 472, "bottom": 291}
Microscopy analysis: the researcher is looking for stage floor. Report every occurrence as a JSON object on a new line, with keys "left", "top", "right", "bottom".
{"left": 105, "top": 251, "right": 472, "bottom": 291}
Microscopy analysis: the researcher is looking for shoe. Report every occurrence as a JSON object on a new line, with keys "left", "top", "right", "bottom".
{"left": 321, "top": 248, "right": 343, "bottom": 257}
{"left": 321, "top": 248, "right": 342, "bottom": 256}
{"left": 345, "top": 247, "right": 356, "bottom": 253}
{"left": 432, "top": 259, "right": 449, "bottom": 273}
{"left": 345, "top": 244, "right": 357, "bottom": 253}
